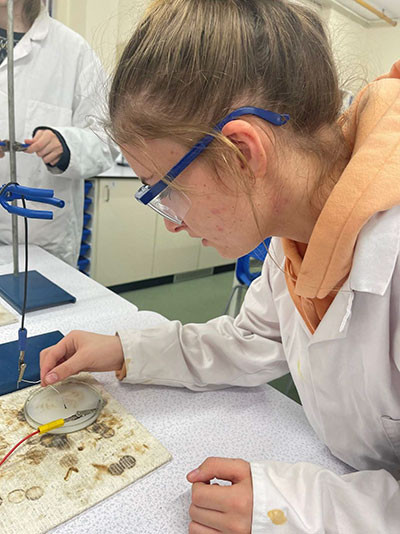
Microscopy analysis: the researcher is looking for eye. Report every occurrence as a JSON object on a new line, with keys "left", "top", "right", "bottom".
{"left": 160, "top": 188, "right": 173, "bottom": 200}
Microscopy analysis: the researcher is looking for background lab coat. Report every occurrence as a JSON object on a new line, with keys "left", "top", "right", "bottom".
{"left": 0, "top": 9, "right": 117, "bottom": 266}
{"left": 118, "top": 206, "right": 400, "bottom": 533}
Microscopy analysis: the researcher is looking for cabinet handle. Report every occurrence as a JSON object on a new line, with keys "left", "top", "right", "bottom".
{"left": 103, "top": 185, "right": 110, "bottom": 202}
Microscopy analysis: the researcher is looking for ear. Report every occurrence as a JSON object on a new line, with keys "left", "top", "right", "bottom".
{"left": 221, "top": 119, "right": 270, "bottom": 179}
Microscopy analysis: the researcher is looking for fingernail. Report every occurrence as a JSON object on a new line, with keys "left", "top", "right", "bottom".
{"left": 45, "top": 372, "right": 58, "bottom": 384}
{"left": 187, "top": 468, "right": 200, "bottom": 479}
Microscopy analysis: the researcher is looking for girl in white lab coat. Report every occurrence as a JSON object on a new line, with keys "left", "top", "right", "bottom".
{"left": 40, "top": 0, "right": 400, "bottom": 532}
{"left": 0, "top": 0, "right": 117, "bottom": 266}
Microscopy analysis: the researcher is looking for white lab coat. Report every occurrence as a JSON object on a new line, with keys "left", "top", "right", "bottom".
{"left": 0, "top": 9, "right": 117, "bottom": 266}
{"left": 118, "top": 205, "right": 400, "bottom": 533}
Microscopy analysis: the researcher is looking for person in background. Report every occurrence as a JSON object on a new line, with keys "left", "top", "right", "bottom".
{"left": 40, "top": 1, "right": 400, "bottom": 532}
{"left": 0, "top": 0, "right": 118, "bottom": 266}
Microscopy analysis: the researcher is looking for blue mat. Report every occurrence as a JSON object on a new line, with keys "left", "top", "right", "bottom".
{"left": 0, "top": 331, "right": 64, "bottom": 396}
{"left": 0, "top": 270, "right": 76, "bottom": 313}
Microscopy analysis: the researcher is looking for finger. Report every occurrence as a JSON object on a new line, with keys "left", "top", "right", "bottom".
{"left": 43, "top": 150, "right": 61, "bottom": 165}
{"left": 37, "top": 139, "right": 59, "bottom": 158}
{"left": 27, "top": 136, "right": 52, "bottom": 155}
{"left": 187, "top": 458, "right": 249, "bottom": 484}
{"left": 43, "top": 355, "right": 85, "bottom": 385}
{"left": 24, "top": 131, "right": 44, "bottom": 153}
{"left": 40, "top": 335, "right": 79, "bottom": 383}
{"left": 192, "top": 482, "right": 231, "bottom": 512}
{"left": 189, "top": 521, "right": 221, "bottom": 534}
{"left": 189, "top": 504, "right": 225, "bottom": 532}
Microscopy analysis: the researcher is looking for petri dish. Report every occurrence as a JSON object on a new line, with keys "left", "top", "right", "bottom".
{"left": 24, "top": 379, "right": 104, "bottom": 434}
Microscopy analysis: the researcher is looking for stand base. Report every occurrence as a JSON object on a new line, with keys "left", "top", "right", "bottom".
{"left": 0, "top": 331, "right": 64, "bottom": 396}
{"left": 0, "top": 270, "right": 76, "bottom": 313}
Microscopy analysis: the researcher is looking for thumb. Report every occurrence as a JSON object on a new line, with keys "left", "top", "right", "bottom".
{"left": 187, "top": 457, "right": 248, "bottom": 484}
{"left": 43, "top": 353, "right": 84, "bottom": 385}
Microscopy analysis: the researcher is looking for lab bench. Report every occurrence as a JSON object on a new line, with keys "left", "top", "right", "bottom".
{"left": 85, "top": 164, "right": 233, "bottom": 287}
{"left": 0, "top": 245, "right": 351, "bottom": 534}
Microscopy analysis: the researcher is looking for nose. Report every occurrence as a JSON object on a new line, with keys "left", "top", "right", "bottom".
{"left": 164, "top": 218, "right": 186, "bottom": 233}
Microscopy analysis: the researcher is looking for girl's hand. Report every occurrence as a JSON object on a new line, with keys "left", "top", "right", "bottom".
{"left": 25, "top": 129, "right": 63, "bottom": 166}
{"left": 187, "top": 457, "right": 253, "bottom": 534}
{"left": 40, "top": 330, "right": 124, "bottom": 386}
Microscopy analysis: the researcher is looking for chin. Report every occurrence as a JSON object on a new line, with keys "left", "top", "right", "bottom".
{"left": 212, "top": 244, "right": 245, "bottom": 260}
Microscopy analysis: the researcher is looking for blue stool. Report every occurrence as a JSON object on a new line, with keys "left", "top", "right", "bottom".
{"left": 225, "top": 238, "right": 271, "bottom": 316}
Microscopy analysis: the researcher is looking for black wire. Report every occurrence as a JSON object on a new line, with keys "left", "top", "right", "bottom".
{"left": 20, "top": 196, "right": 28, "bottom": 330}
{"left": 0, "top": 181, "right": 15, "bottom": 196}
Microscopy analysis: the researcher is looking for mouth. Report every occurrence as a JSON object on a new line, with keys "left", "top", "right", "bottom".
{"left": 186, "top": 231, "right": 202, "bottom": 239}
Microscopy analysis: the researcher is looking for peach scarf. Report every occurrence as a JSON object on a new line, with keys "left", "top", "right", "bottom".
{"left": 282, "top": 61, "right": 400, "bottom": 333}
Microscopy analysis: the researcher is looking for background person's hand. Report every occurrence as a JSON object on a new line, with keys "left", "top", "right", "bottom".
{"left": 187, "top": 457, "right": 253, "bottom": 534}
{"left": 40, "top": 330, "right": 125, "bottom": 386}
{"left": 25, "top": 129, "right": 63, "bottom": 166}
{"left": 0, "top": 140, "right": 5, "bottom": 158}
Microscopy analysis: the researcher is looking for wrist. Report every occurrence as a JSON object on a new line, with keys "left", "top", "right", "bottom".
{"left": 114, "top": 333, "right": 127, "bottom": 380}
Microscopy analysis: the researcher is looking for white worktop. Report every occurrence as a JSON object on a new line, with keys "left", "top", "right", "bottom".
{"left": 96, "top": 162, "right": 137, "bottom": 179}
{"left": 0, "top": 246, "right": 351, "bottom": 534}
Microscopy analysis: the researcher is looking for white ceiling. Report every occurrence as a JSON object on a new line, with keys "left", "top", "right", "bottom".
{"left": 332, "top": 0, "right": 400, "bottom": 21}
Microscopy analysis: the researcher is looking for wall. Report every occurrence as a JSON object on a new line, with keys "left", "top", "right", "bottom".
{"left": 53, "top": 0, "right": 400, "bottom": 88}
{"left": 366, "top": 22, "right": 400, "bottom": 79}
{"left": 318, "top": 1, "right": 400, "bottom": 90}
{"left": 321, "top": 4, "right": 370, "bottom": 92}
{"left": 52, "top": 0, "right": 150, "bottom": 72}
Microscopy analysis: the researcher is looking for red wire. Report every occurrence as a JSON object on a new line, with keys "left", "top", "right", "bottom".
{"left": 0, "top": 430, "right": 39, "bottom": 467}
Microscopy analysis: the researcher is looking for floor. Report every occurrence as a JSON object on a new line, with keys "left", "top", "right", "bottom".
{"left": 119, "top": 270, "right": 300, "bottom": 404}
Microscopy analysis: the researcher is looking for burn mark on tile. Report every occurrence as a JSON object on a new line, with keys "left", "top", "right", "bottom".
{"left": 0, "top": 435, "right": 9, "bottom": 453}
{"left": 87, "top": 422, "right": 115, "bottom": 439}
{"left": 16, "top": 409, "right": 26, "bottom": 422}
{"left": 40, "top": 434, "right": 71, "bottom": 450}
{"left": 92, "top": 463, "right": 109, "bottom": 480}
{"left": 64, "top": 467, "right": 79, "bottom": 481}
{"left": 25, "top": 486, "right": 44, "bottom": 501}
{"left": 59, "top": 454, "right": 78, "bottom": 469}
{"left": 8, "top": 489, "right": 25, "bottom": 504}
{"left": 108, "top": 463, "right": 124, "bottom": 476}
{"left": 119, "top": 455, "right": 136, "bottom": 469}
{"left": 24, "top": 448, "right": 47, "bottom": 465}
{"left": 99, "top": 413, "right": 123, "bottom": 431}
{"left": 134, "top": 443, "right": 149, "bottom": 454}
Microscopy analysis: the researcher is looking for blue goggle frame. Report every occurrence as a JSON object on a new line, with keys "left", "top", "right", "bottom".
{"left": 135, "top": 106, "right": 290, "bottom": 206}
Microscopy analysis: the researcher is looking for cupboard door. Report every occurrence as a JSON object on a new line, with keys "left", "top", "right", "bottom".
{"left": 152, "top": 217, "right": 199, "bottom": 278}
{"left": 92, "top": 179, "right": 157, "bottom": 286}
{"left": 197, "top": 243, "right": 233, "bottom": 269}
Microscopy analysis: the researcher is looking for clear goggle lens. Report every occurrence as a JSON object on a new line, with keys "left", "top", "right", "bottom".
{"left": 137, "top": 185, "right": 191, "bottom": 225}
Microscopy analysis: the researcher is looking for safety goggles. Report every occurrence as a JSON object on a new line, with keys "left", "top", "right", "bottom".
{"left": 134, "top": 106, "right": 290, "bottom": 224}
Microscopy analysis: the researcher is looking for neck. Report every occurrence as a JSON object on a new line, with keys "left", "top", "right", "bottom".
{"left": 259, "top": 129, "right": 349, "bottom": 244}
{"left": 0, "top": 3, "right": 30, "bottom": 33}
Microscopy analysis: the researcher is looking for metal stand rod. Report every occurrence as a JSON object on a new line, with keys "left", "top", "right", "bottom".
{"left": 7, "top": 0, "right": 19, "bottom": 275}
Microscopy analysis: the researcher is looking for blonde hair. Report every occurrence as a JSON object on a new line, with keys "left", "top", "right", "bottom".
{"left": 109, "top": 0, "right": 347, "bottom": 197}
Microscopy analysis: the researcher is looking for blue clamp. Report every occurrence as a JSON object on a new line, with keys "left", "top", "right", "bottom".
{"left": 0, "top": 183, "right": 65, "bottom": 219}
{"left": 0, "top": 140, "right": 30, "bottom": 152}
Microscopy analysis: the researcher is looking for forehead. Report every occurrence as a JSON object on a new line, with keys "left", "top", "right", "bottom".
{"left": 121, "top": 139, "right": 186, "bottom": 177}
